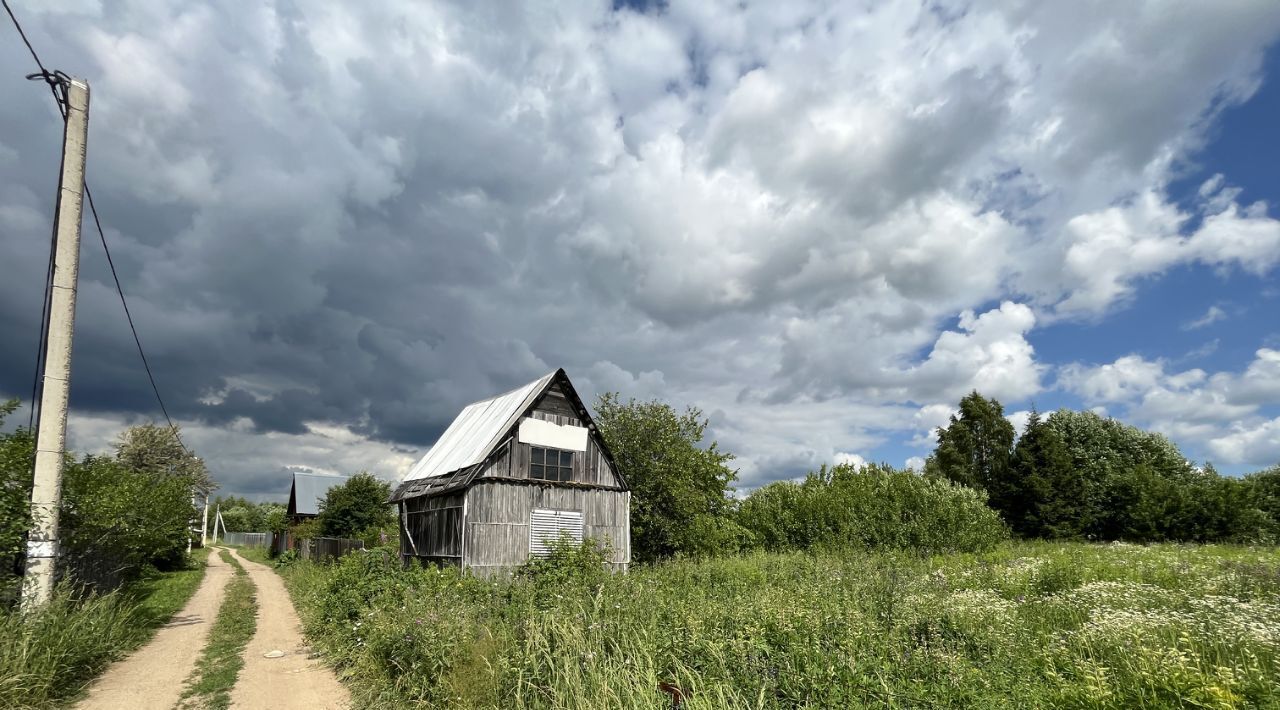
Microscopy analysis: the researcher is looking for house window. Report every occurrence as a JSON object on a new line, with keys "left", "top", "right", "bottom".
{"left": 530, "top": 446, "right": 573, "bottom": 482}
{"left": 529, "top": 508, "right": 584, "bottom": 557}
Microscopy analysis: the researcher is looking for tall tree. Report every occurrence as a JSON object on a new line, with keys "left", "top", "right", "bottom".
{"left": 925, "top": 391, "right": 1016, "bottom": 505}
{"left": 594, "top": 393, "right": 741, "bottom": 562}
{"left": 1008, "top": 409, "right": 1082, "bottom": 538}
{"left": 317, "top": 472, "right": 394, "bottom": 539}
{"left": 1043, "top": 409, "right": 1194, "bottom": 539}
{"left": 115, "top": 423, "right": 214, "bottom": 493}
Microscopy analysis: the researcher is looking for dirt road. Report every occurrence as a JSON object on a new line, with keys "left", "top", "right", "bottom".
{"left": 75, "top": 548, "right": 234, "bottom": 710}
{"left": 226, "top": 547, "right": 350, "bottom": 710}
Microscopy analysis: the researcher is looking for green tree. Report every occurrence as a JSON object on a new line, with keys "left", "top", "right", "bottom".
{"left": 263, "top": 504, "right": 288, "bottom": 534}
{"left": 2, "top": 412, "right": 206, "bottom": 589}
{"left": 925, "top": 392, "right": 1016, "bottom": 503}
{"left": 594, "top": 393, "right": 741, "bottom": 562}
{"left": 1043, "top": 409, "right": 1195, "bottom": 539}
{"left": 0, "top": 400, "right": 33, "bottom": 591}
{"left": 1007, "top": 409, "right": 1083, "bottom": 538}
{"left": 211, "top": 496, "right": 282, "bottom": 532}
{"left": 115, "top": 423, "right": 214, "bottom": 493}
{"left": 317, "top": 472, "right": 394, "bottom": 539}
{"left": 61, "top": 454, "right": 195, "bottom": 572}
{"left": 1247, "top": 464, "right": 1280, "bottom": 539}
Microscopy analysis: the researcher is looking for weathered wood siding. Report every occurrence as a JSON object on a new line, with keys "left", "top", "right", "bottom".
{"left": 463, "top": 482, "right": 629, "bottom": 575}
{"left": 483, "top": 391, "right": 622, "bottom": 488}
{"left": 402, "top": 492, "right": 464, "bottom": 561}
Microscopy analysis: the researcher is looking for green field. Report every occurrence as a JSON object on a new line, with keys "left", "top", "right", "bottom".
{"left": 279, "top": 542, "right": 1280, "bottom": 709}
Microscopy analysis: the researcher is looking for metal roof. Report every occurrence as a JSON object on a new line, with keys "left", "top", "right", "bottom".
{"left": 402, "top": 371, "right": 557, "bottom": 482}
{"left": 290, "top": 472, "right": 350, "bottom": 516}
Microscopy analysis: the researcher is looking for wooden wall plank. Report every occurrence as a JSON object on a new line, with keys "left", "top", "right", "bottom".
{"left": 464, "top": 482, "right": 629, "bottom": 566}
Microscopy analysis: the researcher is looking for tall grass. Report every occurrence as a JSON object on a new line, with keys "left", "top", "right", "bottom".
{"left": 279, "top": 542, "right": 1280, "bottom": 709}
{"left": 0, "top": 549, "right": 207, "bottom": 709}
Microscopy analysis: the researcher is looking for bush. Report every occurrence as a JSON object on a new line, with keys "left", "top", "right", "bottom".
{"left": 737, "top": 462, "right": 1008, "bottom": 554}
{"left": 317, "top": 472, "right": 395, "bottom": 539}
{"left": 593, "top": 394, "right": 739, "bottom": 562}
{"left": 516, "top": 534, "right": 612, "bottom": 590}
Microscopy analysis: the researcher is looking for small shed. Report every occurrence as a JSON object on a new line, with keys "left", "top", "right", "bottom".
{"left": 391, "top": 369, "right": 630, "bottom": 574}
{"left": 286, "top": 472, "right": 350, "bottom": 524}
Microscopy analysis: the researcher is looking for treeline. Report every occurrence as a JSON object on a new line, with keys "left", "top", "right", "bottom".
{"left": 594, "top": 395, "right": 1011, "bottom": 562}
{"left": 594, "top": 393, "right": 1279, "bottom": 565}
{"left": 1, "top": 400, "right": 207, "bottom": 598}
{"left": 211, "top": 496, "right": 285, "bottom": 534}
{"left": 925, "top": 393, "right": 1279, "bottom": 544}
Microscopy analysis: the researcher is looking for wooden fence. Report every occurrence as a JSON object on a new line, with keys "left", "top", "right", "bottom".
{"left": 220, "top": 532, "right": 271, "bottom": 548}
{"left": 267, "top": 531, "right": 364, "bottom": 562}
{"left": 298, "top": 536, "right": 365, "bottom": 562}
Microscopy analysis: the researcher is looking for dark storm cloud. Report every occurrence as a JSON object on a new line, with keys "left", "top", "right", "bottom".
{"left": 2, "top": 1, "right": 1280, "bottom": 497}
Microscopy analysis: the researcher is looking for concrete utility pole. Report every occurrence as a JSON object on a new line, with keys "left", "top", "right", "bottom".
{"left": 23, "top": 78, "right": 90, "bottom": 610}
{"left": 201, "top": 494, "right": 210, "bottom": 547}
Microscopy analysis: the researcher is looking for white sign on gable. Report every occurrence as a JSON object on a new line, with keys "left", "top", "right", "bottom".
{"left": 518, "top": 417, "right": 588, "bottom": 452}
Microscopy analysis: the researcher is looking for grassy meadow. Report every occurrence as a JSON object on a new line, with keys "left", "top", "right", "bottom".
{"left": 278, "top": 542, "right": 1280, "bottom": 709}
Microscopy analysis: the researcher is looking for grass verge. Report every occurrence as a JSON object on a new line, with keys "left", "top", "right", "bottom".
{"left": 0, "top": 548, "right": 209, "bottom": 709}
{"left": 179, "top": 549, "right": 257, "bottom": 710}
{"left": 236, "top": 546, "right": 271, "bottom": 566}
{"left": 281, "top": 542, "right": 1280, "bottom": 709}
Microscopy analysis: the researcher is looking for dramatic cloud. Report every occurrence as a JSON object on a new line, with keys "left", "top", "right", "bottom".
{"left": 2, "top": 1, "right": 1279, "bottom": 497}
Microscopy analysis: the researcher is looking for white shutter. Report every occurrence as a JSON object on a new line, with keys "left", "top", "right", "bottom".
{"left": 529, "top": 508, "right": 584, "bottom": 558}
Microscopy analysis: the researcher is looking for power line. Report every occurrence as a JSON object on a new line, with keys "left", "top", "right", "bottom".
{"left": 4, "top": 0, "right": 194, "bottom": 458}
{"left": 2, "top": 0, "right": 64, "bottom": 118}
{"left": 4, "top": 0, "right": 59, "bottom": 435}
{"left": 84, "top": 184, "right": 192, "bottom": 457}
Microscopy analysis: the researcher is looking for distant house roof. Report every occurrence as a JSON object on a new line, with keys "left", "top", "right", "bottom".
{"left": 402, "top": 371, "right": 557, "bottom": 483}
{"left": 287, "top": 472, "right": 350, "bottom": 517}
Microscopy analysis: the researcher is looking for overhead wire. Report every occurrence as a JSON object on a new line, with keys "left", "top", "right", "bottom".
{"left": 3, "top": 0, "right": 194, "bottom": 457}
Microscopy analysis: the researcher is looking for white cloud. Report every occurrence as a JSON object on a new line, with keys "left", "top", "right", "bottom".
{"left": 1183, "top": 306, "right": 1228, "bottom": 331}
{"left": 1007, "top": 410, "right": 1032, "bottom": 436}
{"left": 1062, "top": 349, "right": 1280, "bottom": 466}
{"left": 834, "top": 452, "right": 866, "bottom": 468}
{"left": 907, "top": 302, "right": 1045, "bottom": 404}
{"left": 2, "top": 1, "right": 1280, "bottom": 494}
{"left": 1036, "top": 181, "right": 1280, "bottom": 318}
{"left": 1209, "top": 418, "right": 1280, "bottom": 466}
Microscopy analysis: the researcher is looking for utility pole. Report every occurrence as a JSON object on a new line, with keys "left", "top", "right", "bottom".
{"left": 212, "top": 505, "right": 221, "bottom": 544}
{"left": 200, "top": 493, "right": 210, "bottom": 547}
{"left": 23, "top": 78, "right": 90, "bottom": 610}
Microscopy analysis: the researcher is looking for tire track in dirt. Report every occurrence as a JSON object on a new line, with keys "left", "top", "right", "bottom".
{"left": 75, "top": 547, "right": 234, "bottom": 710}
{"left": 226, "top": 547, "right": 350, "bottom": 710}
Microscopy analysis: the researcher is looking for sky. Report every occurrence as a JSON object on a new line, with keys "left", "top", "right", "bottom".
{"left": 1, "top": 0, "right": 1279, "bottom": 501}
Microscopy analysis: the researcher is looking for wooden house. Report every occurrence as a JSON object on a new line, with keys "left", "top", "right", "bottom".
{"left": 286, "top": 472, "right": 350, "bottom": 524}
{"left": 390, "top": 369, "right": 630, "bottom": 574}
